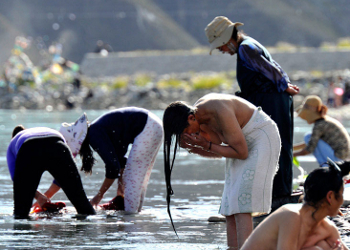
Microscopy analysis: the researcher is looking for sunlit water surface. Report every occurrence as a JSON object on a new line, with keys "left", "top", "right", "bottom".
{"left": 0, "top": 109, "right": 349, "bottom": 249}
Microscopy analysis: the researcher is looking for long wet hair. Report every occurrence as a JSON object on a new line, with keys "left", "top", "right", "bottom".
{"left": 163, "top": 101, "right": 195, "bottom": 236}
{"left": 304, "top": 159, "right": 344, "bottom": 216}
{"left": 79, "top": 127, "right": 96, "bottom": 174}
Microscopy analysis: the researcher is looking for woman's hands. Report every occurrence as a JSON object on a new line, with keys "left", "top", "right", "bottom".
{"left": 180, "top": 133, "right": 221, "bottom": 158}
{"left": 181, "top": 133, "right": 210, "bottom": 151}
{"left": 90, "top": 193, "right": 103, "bottom": 207}
{"left": 32, "top": 183, "right": 61, "bottom": 210}
{"left": 33, "top": 191, "right": 51, "bottom": 209}
{"left": 90, "top": 178, "right": 115, "bottom": 207}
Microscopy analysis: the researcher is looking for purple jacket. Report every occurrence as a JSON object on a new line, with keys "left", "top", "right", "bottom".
{"left": 7, "top": 127, "right": 65, "bottom": 181}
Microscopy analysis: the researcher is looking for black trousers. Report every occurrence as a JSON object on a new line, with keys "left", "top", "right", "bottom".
{"left": 13, "top": 137, "right": 95, "bottom": 219}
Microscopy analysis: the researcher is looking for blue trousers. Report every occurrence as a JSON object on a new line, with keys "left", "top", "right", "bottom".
{"left": 304, "top": 133, "right": 341, "bottom": 166}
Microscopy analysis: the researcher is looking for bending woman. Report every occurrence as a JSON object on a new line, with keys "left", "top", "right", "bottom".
{"left": 7, "top": 114, "right": 95, "bottom": 219}
{"left": 241, "top": 159, "right": 349, "bottom": 250}
{"left": 78, "top": 107, "right": 163, "bottom": 213}
{"left": 293, "top": 95, "right": 350, "bottom": 165}
{"left": 163, "top": 93, "right": 281, "bottom": 249}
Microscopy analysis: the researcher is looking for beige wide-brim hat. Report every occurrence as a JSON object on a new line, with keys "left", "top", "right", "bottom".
{"left": 205, "top": 16, "right": 243, "bottom": 55}
{"left": 295, "top": 95, "right": 324, "bottom": 121}
{"left": 59, "top": 113, "right": 88, "bottom": 157}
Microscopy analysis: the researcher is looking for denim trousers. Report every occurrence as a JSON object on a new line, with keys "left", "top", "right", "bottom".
{"left": 304, "top": 133, "right": 341, "bottom": 166}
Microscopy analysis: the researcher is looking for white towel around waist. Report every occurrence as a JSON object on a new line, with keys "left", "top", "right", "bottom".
{"left": 219, "top": 107, "right": 281, "bottom": 215}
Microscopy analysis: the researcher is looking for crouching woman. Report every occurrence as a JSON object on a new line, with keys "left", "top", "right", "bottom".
{"left": 241, "top": 159, "right": 349, "bottom": 250}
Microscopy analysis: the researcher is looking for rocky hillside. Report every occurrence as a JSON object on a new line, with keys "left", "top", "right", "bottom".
{"left": 0, "top": 0, "right": 349, "bottom": 64}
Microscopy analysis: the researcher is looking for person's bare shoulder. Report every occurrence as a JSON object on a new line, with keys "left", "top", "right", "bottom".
{"left": 242, "top": 205, "right": 301, "bottom": 250}
{"left": 196, "top": 93, "right": 232, "bottom": 104}
{"left": 195, "top": 93, "right": 234, "bottom": 113}
{"left": 321, "top": 217, "right": 340, "bottom": 237}
{"left": 195, "top": 93, "right": 219, "bottom": 108}
{"left": 282, "top": 203, "right": 303, "bottom": 213}
{"left": 262, "top": 204, "right": 302, "bottom": 239}
{"left": 280, "top": 205, "right": 302, "bottom": 225}
{"left": 272, "top": 204, "right": 301, "bottom": 228}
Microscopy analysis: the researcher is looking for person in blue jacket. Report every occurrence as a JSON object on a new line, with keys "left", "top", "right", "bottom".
{"left": 205, "top": 16, "right": 300, "bottom": 209}
{"left": 7, "top": 114, "right": 95, "bottom": 219}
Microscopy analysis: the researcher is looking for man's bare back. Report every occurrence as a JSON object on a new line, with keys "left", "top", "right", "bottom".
{"left": 194, "top": 93, "right": 255, "bottom": 138}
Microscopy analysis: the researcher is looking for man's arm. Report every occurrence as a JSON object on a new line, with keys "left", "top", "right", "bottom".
{"left": 183, "top": 121, "right": 248, "bottom": 159}
{"left": 239, "top": 44, "right": 289, "bottom": 92}
{"left": 214, "top": 106, "right": 249, "bottom": 159}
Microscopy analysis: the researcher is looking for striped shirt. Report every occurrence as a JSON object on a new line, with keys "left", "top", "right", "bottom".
{"left": 306, "top": 117, "right": 350, "bottom": 160}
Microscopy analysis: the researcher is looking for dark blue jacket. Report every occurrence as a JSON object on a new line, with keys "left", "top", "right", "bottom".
{"left": 88, "top": 107, "right": 148, "bottom": 179}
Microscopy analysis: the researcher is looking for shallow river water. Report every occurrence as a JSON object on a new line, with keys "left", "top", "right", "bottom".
{"left": 0, "top": 109, "right": 349, "bottom": 249}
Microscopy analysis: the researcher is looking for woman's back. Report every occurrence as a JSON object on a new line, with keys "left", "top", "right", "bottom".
{"left": 241, "top": 204, "right": 302, "bottom": 250}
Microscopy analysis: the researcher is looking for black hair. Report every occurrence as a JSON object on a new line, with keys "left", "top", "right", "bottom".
{"left": 79, "top": 127, "right": 96, "bottom": 174}
{"left": 231, "top": 27, "right": 245, "bottom": 44}
{"left": 304, "top": 159, "right": 343, "bottom": 212}
{"left": 12, "top": 125, "right": 25, "bottom": 138}
{"left": 163, "top": 101, "right": 195, "bottom": 236}
{"left": 336, "top": 161, "right": 350, "bottom": 178}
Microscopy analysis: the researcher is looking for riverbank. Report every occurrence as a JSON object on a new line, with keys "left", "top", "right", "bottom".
{"left": 1, "top": 68, "right": 350, "bottom": 111}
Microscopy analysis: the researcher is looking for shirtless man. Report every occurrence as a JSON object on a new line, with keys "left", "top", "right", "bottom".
{"left": 241, "top": 159, "right": 349, "bottom": 250}
{"left": 163, "top": 93, "right": 281, "bottom": 249}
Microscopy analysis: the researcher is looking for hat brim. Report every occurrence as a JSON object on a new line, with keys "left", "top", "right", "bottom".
{"left": 59, "top": 113, "right": 88, "bottom": 157}
{"left": 209, "top": 22, "right": 243, "bottom": 55}
{"left": 295, "top": 104, "right": 303, "bottom": 115}
{"left": 296, "top": 104, "right": 308, "bottom": 118}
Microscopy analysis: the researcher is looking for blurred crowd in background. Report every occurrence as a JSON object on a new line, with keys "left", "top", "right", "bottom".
{"left": 2, "top": 36, "right": 80, "bottom": 93}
